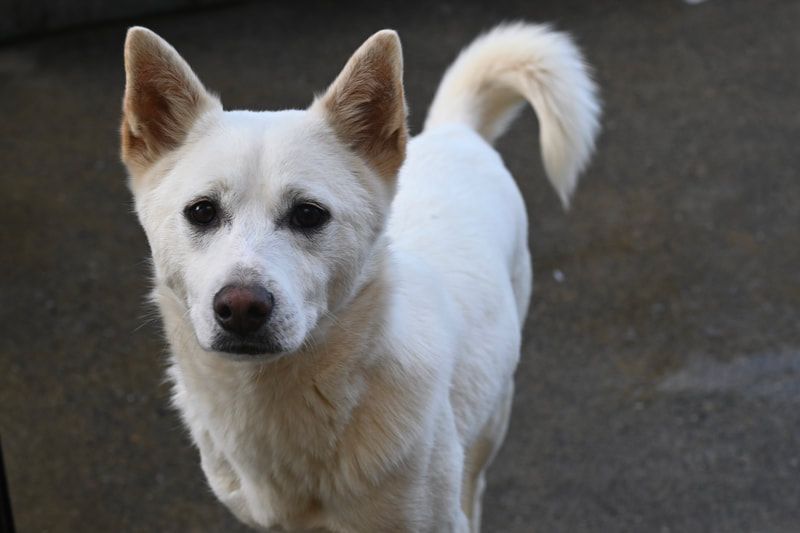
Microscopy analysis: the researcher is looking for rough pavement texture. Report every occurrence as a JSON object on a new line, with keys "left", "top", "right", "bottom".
{"left": 1, "top": 1, "right": 799, "bottom": 531}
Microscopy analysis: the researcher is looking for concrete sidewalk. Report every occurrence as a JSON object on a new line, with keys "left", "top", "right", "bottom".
{"left": 1, "top": 1, "right": 799, "bottom": 531}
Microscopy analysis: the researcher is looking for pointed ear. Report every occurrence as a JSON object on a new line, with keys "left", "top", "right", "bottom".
{"left": 120, "top": 27, "right": 221, "bottom": 177}
{"left": 312, "top": 30, "right": 408, "bottom": 181}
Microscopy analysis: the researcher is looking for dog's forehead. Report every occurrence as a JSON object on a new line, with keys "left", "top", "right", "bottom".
{"left": 169, "top": 109, "right": 345, "bottom": 200}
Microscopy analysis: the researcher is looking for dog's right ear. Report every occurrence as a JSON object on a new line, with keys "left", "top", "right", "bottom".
{"left": 121, "top": 27, "right": 221, "bottom": 180}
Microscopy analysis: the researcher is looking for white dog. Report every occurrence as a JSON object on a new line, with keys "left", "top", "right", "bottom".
{"left": 121, "top": 22, "right": 599, "bottom": 532}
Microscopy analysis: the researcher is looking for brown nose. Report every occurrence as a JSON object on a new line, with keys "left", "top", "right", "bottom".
{"left": 213, "top": 285, "right": 274, "bottom": 336}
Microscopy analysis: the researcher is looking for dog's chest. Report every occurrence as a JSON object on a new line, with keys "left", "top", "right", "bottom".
{"left": 170, "top": 359, "right": 365, "bottom": 528}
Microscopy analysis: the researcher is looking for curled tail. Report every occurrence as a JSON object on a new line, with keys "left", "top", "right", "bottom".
{"left": 423, "top": 22, "right": 601, "bottom": 207}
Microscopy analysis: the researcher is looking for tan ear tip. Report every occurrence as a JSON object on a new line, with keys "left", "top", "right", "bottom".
{"left": 370, "top": 29, "right": 401, "bottom": 49}
{"left": 124, "top": 26, "right": 164, "bottom": 51}
{"left": 126, "top": 26, "right": 150, "bottom": 40}
{"left": 373, "top": 28, "right": 399, "bottom": 38}
{"left": 365, "top": 30, "right": 403, "bottom": 72}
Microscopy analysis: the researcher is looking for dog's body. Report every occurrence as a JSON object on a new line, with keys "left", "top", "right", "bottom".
{"left": 121, "top": 23, "right": 599, "bottom": 532}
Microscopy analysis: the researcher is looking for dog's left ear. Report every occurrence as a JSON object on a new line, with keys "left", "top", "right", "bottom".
{"left": 313, "top": 30, "right": 408, "bottom": 182}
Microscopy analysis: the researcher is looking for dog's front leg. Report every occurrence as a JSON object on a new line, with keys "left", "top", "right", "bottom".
{"left": 195, "top": 429, "right": 261, "bottom": 528}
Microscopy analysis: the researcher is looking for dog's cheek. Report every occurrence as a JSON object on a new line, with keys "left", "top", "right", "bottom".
{"left": 268, "top": 253, "right": 326, "bottom": 349}
{"left": 150, "top": 240, "right": 185, "bottom": 296}
{"left": 323, "top": 222, "right": 374, "bottom": 313}
{"left": 164, "top": 271, "right": 189, "bottom": 303}
{"left": 138, "top": 201, "right": 188, "bottom": 283}
{"left": 266, "top": 285, "right": 308, "bottom": 353}
{"left": 293, "top": 256, "right": 327, "bottom": 332}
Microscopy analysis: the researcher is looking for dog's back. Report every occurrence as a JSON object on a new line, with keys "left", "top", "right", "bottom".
{"left": 389, "top": 24, "right": 600, "bottom": 526}
{"left": 392, "top": 22, "right": 600, "bottom": 328}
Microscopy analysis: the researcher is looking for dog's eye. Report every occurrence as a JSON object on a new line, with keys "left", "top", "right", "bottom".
{"left": 186, "top": 200, "right": 217, "bottom": 226}
{"left": 289, "top": 203, "right": 329, "bottom": 231}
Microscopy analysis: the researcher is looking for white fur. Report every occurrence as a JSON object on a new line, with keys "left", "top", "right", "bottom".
{"left": 123, "top": 23, "right": 600, "bottom": 532}
{"left": 425, "top": 23, "right": 600, "bottom": 207}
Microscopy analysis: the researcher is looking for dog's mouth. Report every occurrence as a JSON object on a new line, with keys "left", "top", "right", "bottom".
{"left": 210, "top": 333, "right": 287, "bottom": 359}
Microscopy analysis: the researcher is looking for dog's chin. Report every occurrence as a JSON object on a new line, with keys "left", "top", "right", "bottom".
{"left": 208, "top": 334, "right": 291, "bottom": 362}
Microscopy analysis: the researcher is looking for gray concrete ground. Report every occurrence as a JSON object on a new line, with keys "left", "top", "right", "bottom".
{"left": 1, "top": 1, "right": 799, "bottom": 531}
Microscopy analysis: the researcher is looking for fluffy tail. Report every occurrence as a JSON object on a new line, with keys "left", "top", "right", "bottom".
{"left": 423, "top": 22, "right": 601, "bottom": 207}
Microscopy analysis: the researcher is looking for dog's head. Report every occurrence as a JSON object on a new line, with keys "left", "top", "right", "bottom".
{"left": 120, "top": 27, "right": 407, "bottom": 359}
